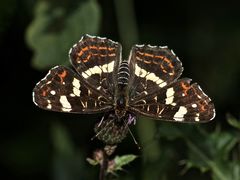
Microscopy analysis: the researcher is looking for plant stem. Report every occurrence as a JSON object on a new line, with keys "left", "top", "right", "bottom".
{"left": 99, "top": 149, "right": 108, "bottom": 180}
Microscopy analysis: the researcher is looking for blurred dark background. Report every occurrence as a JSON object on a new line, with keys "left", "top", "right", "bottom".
{"left": 1, "top": 0, "right": 239, "bottom": 180}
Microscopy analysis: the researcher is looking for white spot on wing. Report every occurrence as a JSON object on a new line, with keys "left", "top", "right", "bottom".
{"left": 135, "top": 44, "right": 144, "bottom": 47}
{"left": 159, "top": 46, "right": 168, "bottom": 48}
{"left": 32, "top": 91, "right": 37, "bottom": 105}
{"left": 171, "top": 49, "right": 176, "bottom": 56}
{"left": 147, "top": 44, "right": 157, "bottom": 48}
{"left": 135, "top": 64, "right": 147, "bottom": 77}
{"left": 81, "top": 61, "right": 114, "bottom": 78}
{"left": 60, "top": 96, "right": 71, "bottom": 110}
{"left": 165, "top": 87, "right": 174, "bottom": 104}
{"left": 174, "top": 106, "right": 187, "bottom": 121}
{"left": 195, "top": 113, "right": 200, "bottom": 121}
{"left": 85, "top": 69, "right": 92, "bottom": 77}
{"left": 73, "top": 87, "right": 80, "bottom": 97}
{"left": 156, "top": 79, "right": 163, "bottom": 84}
{"left": 146, "top": 73, "right": 159, "bottom": 82}
{"left": 82, "top": 73, "right": 89, "bottom": 79}
{"left": 47, "top": 104, "right": 52, "bottom": 109}
{"left": 159, "top": 82, "right": 167, "bottom": 88}
{"left": 154, "top": 96, "right": 157, "bottom": 101}
{"left": 62, "top": 107, "right": 71, "bottom": 112}
{"left": 73, "top": 78, "right": 80, "bottom": 88}
{"left": 103, "top": 61, "right": 114, "bottom": 73}
{"left": 85, "top": 34, "right": 96, "bottom": 38}
{"left": 210, "top": 108, "right": 216, "bottom": 120}
{"left": 46, "top": 100, "right": 51, "bottom": 109}
{"left": 135, "top": 64, "right": 167, "bottom": 88}
{"left": 70, "top": 93, "right": 75, "bottom": 97}
{"left": 72, "top": 78, "right": 81, "bottom": 97}
{"left": 50, "top": 90, "right": 56, "bottom": 95}
{"left": 192, "top": 103, "right": 197, "bottom": 108}
{"left": 91, "top": 66, "right": 102, "bottom": 74}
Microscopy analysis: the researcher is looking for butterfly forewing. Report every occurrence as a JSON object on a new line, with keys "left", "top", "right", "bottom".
{"left": 129, "top": 45, "right": 183, "bottom": 100}
{"left": 33, "top": 66, "right": 112, "bottom": 113}
{"left": 69, "top": 34, "right": 121, "bottom": 96}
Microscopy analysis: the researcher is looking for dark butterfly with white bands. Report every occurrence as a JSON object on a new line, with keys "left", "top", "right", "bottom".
{"left": 33, "top": 34, "right": 215, "bottom": 144}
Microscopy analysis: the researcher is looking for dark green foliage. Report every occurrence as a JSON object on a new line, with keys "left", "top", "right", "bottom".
{"left": 157, "top": 116, "right": 240, "bottom": 180}
{"left": 26, "top": 0, "right": 101, "bottom": 69}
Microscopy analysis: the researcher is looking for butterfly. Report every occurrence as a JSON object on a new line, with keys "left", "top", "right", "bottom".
{"left": 33, "top": 34, "right": 215, "bottom": 145}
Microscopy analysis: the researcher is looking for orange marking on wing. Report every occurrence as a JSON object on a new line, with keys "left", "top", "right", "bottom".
{"left": 92, "top": 53, "right": 116, "bottom": 57}
{"left": 98, "top": 46, "right": 115, "bottom": 51}
{"left": 164, "top": 58, "right": 174, "bottom": 68}
{"left": 155, "top": 55, "right": 164, "bottom": 59}
{"left": 144, "top": 53, "right": 154, "bottom": 58}
{"left": 90, "top": 46, "right": 115, "bottom": 51}
{"left": 108, "top": 53, "right": 116, "bottom": 57}
{"left": 98, "top": 46, "right": 107, "bottom": 50}
{"left": 77, "top": 46, "right": 89, "bottom": 57}
{"left": 155, "top": 55, "right": 174, "bottom": 68}
{"left": 89, "top": 46, "right": 98, "bottom": 50}
{"left": 199, "top": 103, "right": 206, "bottom": 111}
{"left": 181, "top": 82, "right": 190, "bottom": 95}
{"left": 137, "top": 51, "right": 144, "bottom": 55}
{"left": 160, "top": 64, "right": 168, "bottom": 73}
{"left": 58, "top": 70, "right": 67, "bottom": 83}
{"left": 82, "top": 54, "right": 91, "bottom": 62}
{"left": 42, "top": 90, "right": 47, "bottom": 96}
{"left": 78, "top": 46, "right": 115, "bottom": 57}
{"left": 144, "top": 60, "right": 151, "bottom": 64}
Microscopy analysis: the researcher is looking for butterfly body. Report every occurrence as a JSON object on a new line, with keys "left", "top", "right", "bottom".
{"left": 114, "top": 59, "right": 131, "bottom": 119}
{"left": 33, "top": 34, "right": 215, "bottom": 144}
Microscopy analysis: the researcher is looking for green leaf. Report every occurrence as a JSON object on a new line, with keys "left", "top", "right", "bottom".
{"left": 182, "top": 126, "right": 238, "bottom": 180}
{"left": 86, "top": 158, "right": 99, "bottom": 166}
{"left": 109, "top": 154, "right": 137, "bottom": 172}
{"left": 227, "top": 114, "right": 240, "bottom": 130}
{"left": 26, "top": 0, "right": 101, "bottom": 69}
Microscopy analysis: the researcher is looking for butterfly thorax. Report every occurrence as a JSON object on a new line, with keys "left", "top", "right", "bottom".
{"left": 114, "top": 60, "right": 130, "bottom": 119}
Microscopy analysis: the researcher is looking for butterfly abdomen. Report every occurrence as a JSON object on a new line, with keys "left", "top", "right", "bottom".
{"left": 117, "top": 60, "right": 130, "bottom": 86}
{"left": 114, "top": 60, "right": 130, "bottom": 118}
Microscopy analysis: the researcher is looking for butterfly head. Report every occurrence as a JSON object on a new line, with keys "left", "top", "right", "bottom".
{"left": 115, "top": 95, "right": 128, "bottom": 119}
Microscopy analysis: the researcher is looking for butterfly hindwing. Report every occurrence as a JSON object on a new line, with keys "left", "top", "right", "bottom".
{"left": 130, "top": 78, "right": 215, "bottom": 122}
{"left": 33, "top": 66, "right": 113, "bottom": 113}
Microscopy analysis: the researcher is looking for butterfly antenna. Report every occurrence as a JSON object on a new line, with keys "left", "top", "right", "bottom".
{"left": 91, "top": 116, "right": 105, "bottom": 141}
{"left": 91, "top": 128, "right": 104, "bottom": 141}
{"left": 123, "top": 119, "right": 141, "bottom": 149}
